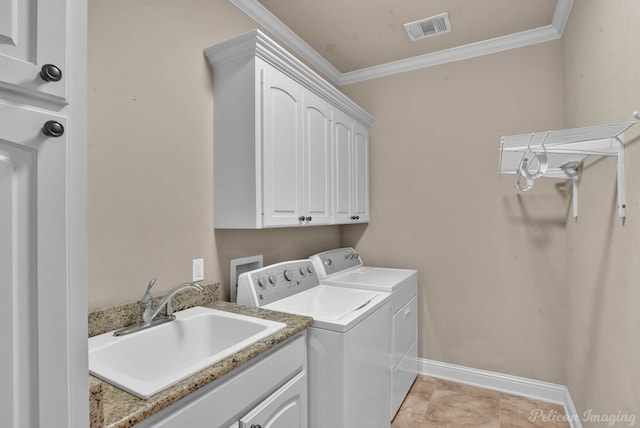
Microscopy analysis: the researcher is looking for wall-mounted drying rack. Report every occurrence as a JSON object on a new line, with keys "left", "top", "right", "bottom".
{"left": 499, "top": 121, "right": 636, "bottom": 218}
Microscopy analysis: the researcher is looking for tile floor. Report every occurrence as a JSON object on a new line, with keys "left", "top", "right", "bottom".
{"left": 392, "top": 376, "right": 570, "bottom": 428}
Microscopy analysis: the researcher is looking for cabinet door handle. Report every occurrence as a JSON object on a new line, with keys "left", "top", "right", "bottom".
{"left": 305, "top": 216, "right": 312, "bottom": 222}
{"left": 298, "top": 216, "right": 305, "bottom": 222}
{"left": 40, "top": 64, "right": 63, "bottom": 82}
{"left": 42, "top": 121, "right": 65, "bottom": 137}
{"left": 250, "top": 425, "right": 262, "bottom": 428}
{"left": 404, "top": 307, "right": 411, "bottom": 318}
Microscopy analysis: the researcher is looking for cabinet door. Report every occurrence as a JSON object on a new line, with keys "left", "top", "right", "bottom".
{"left": 332, "top": 109, "right": 353, "bottom": 224}
{"left": 302, "top": 91, "right": 331, "bottom": 225}
{"left": 240, "top": 372, "right": 307, "bottom": 428}
{"left": 261, "top": 65, "right": 303, "bottom": 227}
{"left": 352, "top": 122, "right": 369, "bottom": 223}
{"left": 0, "top": 0, "right": 67, "bottom": 102}
{"left": 0, "top": 100, "right": 69, "bottom": 426}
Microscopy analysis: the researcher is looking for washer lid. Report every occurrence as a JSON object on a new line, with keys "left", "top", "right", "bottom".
{"left": 264, "top": 285, "right": 389, "bottom": 332}
{"left": 327, "top": 267, "right": 417, "bottom": 292}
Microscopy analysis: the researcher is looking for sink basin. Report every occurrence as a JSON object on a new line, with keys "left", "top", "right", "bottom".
{"left": 88, "top": 306, "right": 286, "bottom": 398}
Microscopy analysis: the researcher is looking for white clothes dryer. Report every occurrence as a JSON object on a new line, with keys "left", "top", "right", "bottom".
{"left": 237, "top": 259, "right": 392, "bottom": 428}
{"left": 310, "top": 248, "right": 418, "bottom": 418}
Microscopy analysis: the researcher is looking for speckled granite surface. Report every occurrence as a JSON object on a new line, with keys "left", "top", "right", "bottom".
{"left": 90, "top": 377, "right": 104, "bottom": 427}
{"left": 88, "top": 289, "right": 313, "bottom": 428}
{"left": 88, "top": 283, "right": 220, "bottom": 337}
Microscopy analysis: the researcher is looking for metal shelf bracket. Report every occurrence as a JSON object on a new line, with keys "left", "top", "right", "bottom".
{"left": 499, "top": 121, "right": 635, "bottom": 219}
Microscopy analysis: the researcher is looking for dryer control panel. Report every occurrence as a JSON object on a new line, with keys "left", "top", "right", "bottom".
{"left": 310, "top": 247, "right": 363, "bottom": 279}
{"left": 237, "top": 260, "right": 319, "bottom": 307}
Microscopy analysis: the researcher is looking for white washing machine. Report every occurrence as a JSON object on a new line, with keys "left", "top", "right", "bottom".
{"left": 310, "top": 248, "right": 418, "bottom": 418}
{"left": 237, "top": 259, "right": 392, "bottom": 428}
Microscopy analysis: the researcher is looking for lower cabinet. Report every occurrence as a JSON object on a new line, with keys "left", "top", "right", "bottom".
{"left": 239, "top": 371, "right": 306, "bottom": 428}
{"left": 137, "top": 333, "right": 307, "bottom": 428}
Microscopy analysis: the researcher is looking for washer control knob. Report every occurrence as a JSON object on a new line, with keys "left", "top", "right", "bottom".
{"left": 307, "top": 266, "right": 314, "bottom": 274}
{"left": 257, "top": 277, "right": 267, "bottom": 288}
{"left": 283, "top": 270, "right": 293, "bottom": 281}
{"left": 299, "top": 268, "right": 306, "bottom": 276}
{"left": 324, "top": 258, "right": 332, "bottom": 267}
{"left": 268, "top": 274, "right": 277, "bottom": 285}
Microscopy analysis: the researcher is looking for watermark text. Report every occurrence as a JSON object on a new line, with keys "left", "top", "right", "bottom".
{"left": 529, "top": 408, "right": 636, "bottom": 427}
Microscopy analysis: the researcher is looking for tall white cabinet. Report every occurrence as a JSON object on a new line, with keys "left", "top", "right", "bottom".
{"left": 205, "top": 30, "right": 373, "bottom": 229}
{"left": 0, "top": 0, "right": 87, "bottom": 426}
{"left": 0, "top": 0, "right": 68, "bottom": 102}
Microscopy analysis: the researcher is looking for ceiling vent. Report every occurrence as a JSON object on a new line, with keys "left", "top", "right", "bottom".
{"left": 403, "top": 13, "right": 451, "bottom": 42}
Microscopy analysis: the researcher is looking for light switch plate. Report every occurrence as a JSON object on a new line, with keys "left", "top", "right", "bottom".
{"left": 192, "top": 258, "right": 204, "bottom": 281}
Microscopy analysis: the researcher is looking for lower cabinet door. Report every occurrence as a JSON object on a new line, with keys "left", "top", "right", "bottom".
{"left": 240, "top": 371, "right": 307, "bottom": 428}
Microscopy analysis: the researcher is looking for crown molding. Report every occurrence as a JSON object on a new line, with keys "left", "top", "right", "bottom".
{"left": 340, "top": 25, "right": 560, "bottom": 85}
{"left": 230, "top": 0, "right": 574, "bottom": 86}
{"left": 552, "top": 0, "right": 574, "bottom": 35}
{"left": 204, "top": 29, "right": 375, "bottom": 127}
{"left": 229, "top": 0, "right": 342, "bottom": 83}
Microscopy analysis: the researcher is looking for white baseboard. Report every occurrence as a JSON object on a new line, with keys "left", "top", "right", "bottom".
{"left": 418, "top": 358, "right": 582, "bottom": 428}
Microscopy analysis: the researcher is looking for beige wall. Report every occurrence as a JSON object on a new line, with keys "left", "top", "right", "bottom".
{"left": 87, "top": 0, "right": 340, "bottom": 308}
{"left": 341, "top": 41, "right": 568, "bottom": 383}
{"left": 563, "top": 0, "right": 640, "bottom": 422}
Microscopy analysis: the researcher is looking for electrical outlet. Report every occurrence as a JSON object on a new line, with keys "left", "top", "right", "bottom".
{"left": 192, "top": 258, "right": 204, "bottom": 282}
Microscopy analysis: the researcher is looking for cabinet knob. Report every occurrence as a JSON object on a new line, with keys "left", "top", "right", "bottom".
{"left": 298, "top": 216, "right": 305, "bottom": 222}
{"left": 250, "top": 425, "right": 262, "bottom": 428}
{"left": 305, "top": 216, "right": 312, "bottom": 222}
{"left": 42, "top": 120, "right": 65, "bottom": 138}
{"left": 40, "top": 64, "right": 63, "bottom": 82}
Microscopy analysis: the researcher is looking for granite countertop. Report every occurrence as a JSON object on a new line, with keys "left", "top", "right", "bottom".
{"left": 90, "top": 300, "right": 313, "bottom": 428}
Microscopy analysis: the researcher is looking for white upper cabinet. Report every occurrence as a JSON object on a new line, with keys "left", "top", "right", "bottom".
{"left": 0, "top": 0, "right": 67, "bottom": 102}
{"left": 302, "top": 91, "right": 332, "bottom": 225}
{"left": 205, "top": 30, "right": 373, "bottom": 229}
{"left": 332, "top": 109, "right": 353, "bottom": 224}
{"left": 352, "top": 122, "right": 370, "bottom": 222}
{"left": 332, "top": 110, "right": 370, "bottom": 224}
{"left": 262, "top": 64, "right": 304, "bottom": 227}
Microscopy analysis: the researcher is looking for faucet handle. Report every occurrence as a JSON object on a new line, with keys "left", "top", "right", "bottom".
{"left": 140, "top": 278, "right": 156, "bottom": 305}
{"left": 145, "top": 278, "right": 157, "bottom": 293}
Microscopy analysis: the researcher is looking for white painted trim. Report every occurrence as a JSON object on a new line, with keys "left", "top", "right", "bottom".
{"left": 563, "top": 387, "right": 583, "bottom": 428}
{"left": 228, "top": 0, "right": 342, "bottom": 84}
{"left": 552, "top": 0, "right": 575, "bottom": 35}
{"left": 65, "top": 0, "right": 89, "bottom": 426}
{"left": 204, "top": 29, "right": 374, "bottom": 127}
{"left": 418, "top": 358, "right": 582, "bottom": 428}
{"left": 229, "top": 0, "right": 574, "bottom": 85}
{"left": 340, "top": 25, "right": 560, "bottom": 85}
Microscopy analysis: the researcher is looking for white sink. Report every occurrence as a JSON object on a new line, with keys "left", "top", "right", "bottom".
{"left": 88, "top": 306, "right": 286, "bottom": 399}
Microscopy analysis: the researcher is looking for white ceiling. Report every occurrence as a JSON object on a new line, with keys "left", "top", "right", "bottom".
{"left": 230, "top": 0, "right": 574, "bottom": 85}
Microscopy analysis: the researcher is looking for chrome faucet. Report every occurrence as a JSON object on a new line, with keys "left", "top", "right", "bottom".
{"left": 113, "top": 279, "right": 204, "bottom": 336}
{"left": 143, "top": 281, "right": 204, "bottom": 323}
